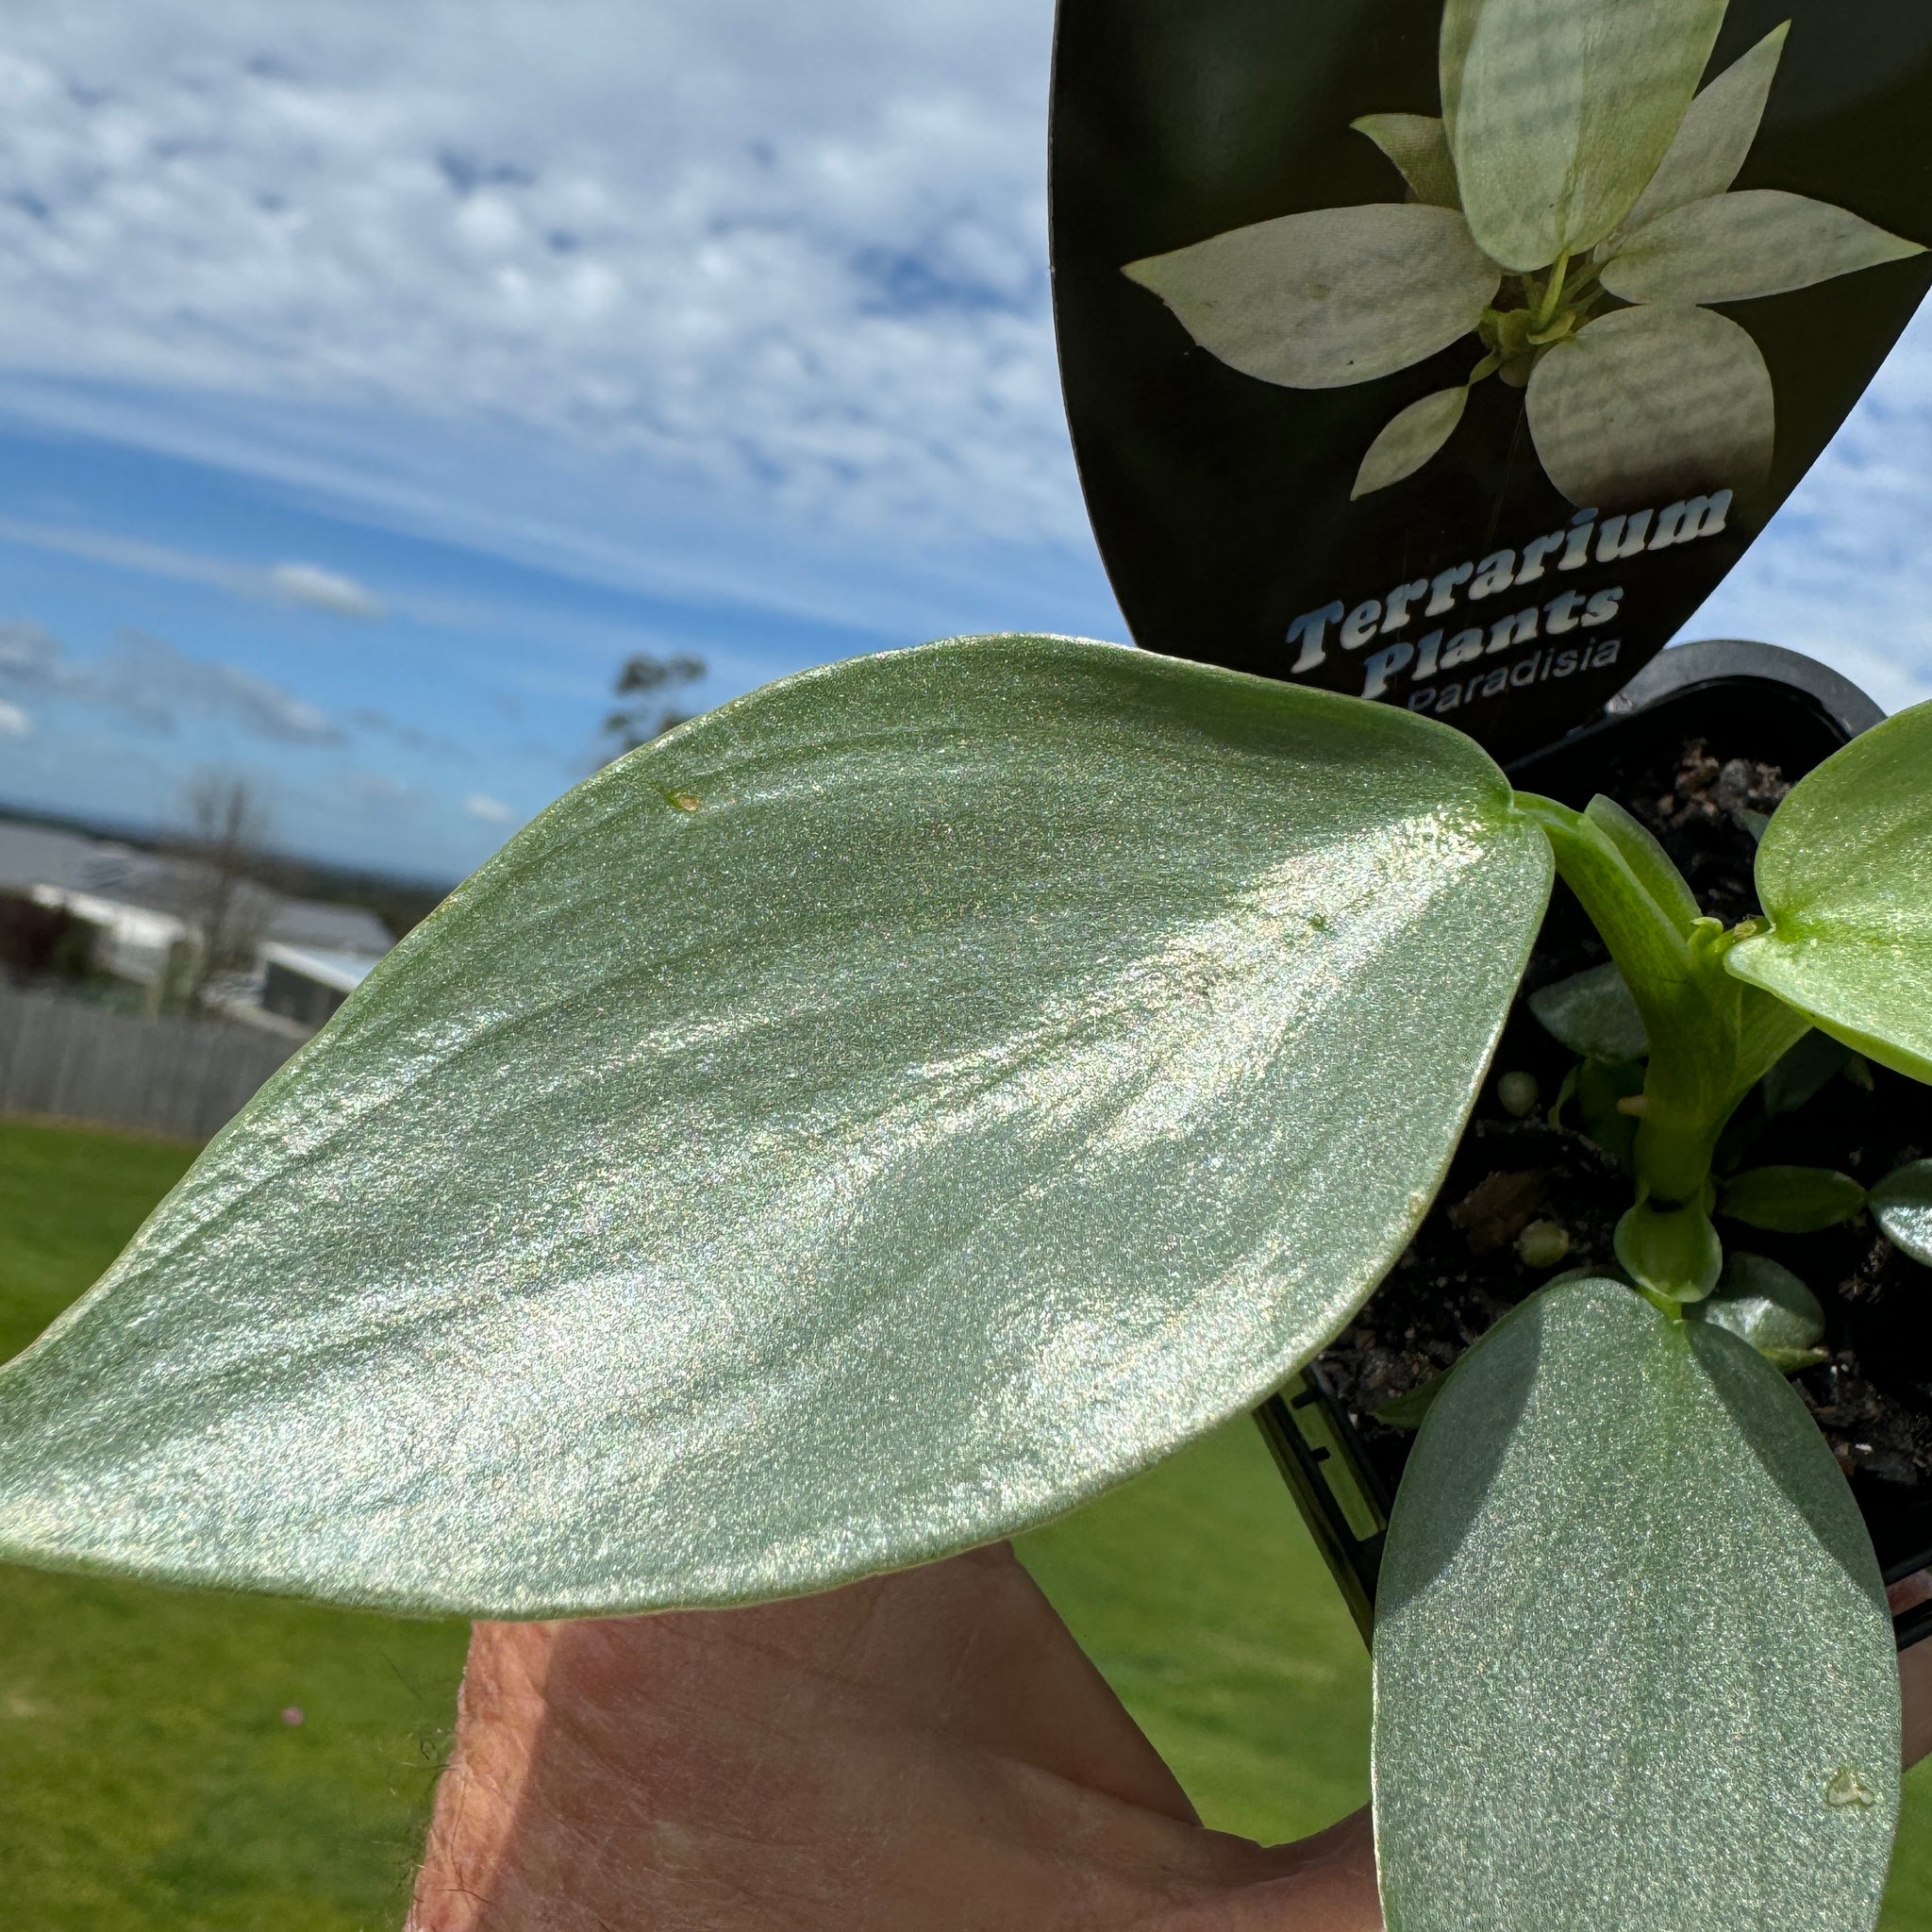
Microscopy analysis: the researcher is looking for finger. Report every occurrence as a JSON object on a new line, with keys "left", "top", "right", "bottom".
{"left": 409, "top": 1622, "right": 555, "bottom": 1932}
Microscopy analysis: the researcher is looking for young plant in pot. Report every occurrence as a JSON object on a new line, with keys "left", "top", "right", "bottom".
{"left": 0, "top": 634, "right": 1926, "bottom": 1928}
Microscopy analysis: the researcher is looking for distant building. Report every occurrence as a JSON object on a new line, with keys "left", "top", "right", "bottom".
{"left": 25, "top": 883, "right": 190, "bottom": 985}
{"left": 259, "top": 943, "right": 380, "bottom": 1030}
{"left": 0, "top": 819, "right": 392, "bottom": 1032}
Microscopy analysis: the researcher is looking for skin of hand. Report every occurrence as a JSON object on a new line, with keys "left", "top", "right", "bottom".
{"left": 409, "top": 1548, "right": 1932, "bottom": 1932}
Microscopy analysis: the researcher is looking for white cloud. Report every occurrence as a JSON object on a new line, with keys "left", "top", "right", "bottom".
{"left": 0, "top": 1, "right": 1077, "bottom": 553}
{"left": 265, "top": 562, "right": 383, "bottom": 619}
{"left": 463, "top": 791, "right": 517, "bottom": 824}
{"left": 0, "top": 697, "right": 28, "bottom": 736}
{"left": 0, "top": 516, "right": 382, "bottom": 621}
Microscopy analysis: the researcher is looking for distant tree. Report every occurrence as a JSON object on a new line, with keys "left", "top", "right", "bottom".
{"left": 602, "top": 652, "right": 707, "bottom": 763}
{"left": 174, "top": 771, "right": 275, "bottom": 1012}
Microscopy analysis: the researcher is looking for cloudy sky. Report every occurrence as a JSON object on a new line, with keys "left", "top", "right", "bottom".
{"left": 0, "top": 1, "right": 1927, "bottom": 876}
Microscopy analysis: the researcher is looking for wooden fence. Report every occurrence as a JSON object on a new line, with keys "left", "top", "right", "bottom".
{"left": 0, "top": 987, "right": 298, "bottom": 1142}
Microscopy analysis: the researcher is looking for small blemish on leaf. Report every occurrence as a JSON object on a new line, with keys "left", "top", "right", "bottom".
{"left": 1824, "top": 1765, "right": 1878, "bottom": 1810}
{"left": 658, "top": 789, "right": 701, "bottom": 813}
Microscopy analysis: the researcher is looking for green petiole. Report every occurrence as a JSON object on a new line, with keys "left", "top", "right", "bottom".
{"left": 1513, "top": 791, "right": 1810, "bottom": 1304}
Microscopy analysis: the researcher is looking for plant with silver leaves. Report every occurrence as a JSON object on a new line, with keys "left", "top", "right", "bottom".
{"left": 1123, "top": 0, "right": 1923, "bottom": 506}
{"left": 1, "top": 628, "right": 1930, "bottom": 1929}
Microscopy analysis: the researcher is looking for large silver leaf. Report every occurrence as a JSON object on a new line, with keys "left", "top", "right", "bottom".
{"left": 1374, "top": 1276, "right": 1898, "bottom": 1932}
{"left": 1728, "top": 700, "right": 1932, "bottom": 1082}
{"left": 1123, "top": 204, "right": 1498, "bottom": 391}
{"left": 1620, "top": 24, "right": 1789, "bottom": 234}
{"left": 1442, "top": 0, "right": 1726, "bottom": 271}
{"left": 0, "top": 635, "right": 1551, "bottom": 1617}
{"left": 1526, "top": 303, "right": 1772, "bottom": 508}
{"left": 1605, "top": 189, "right": 1925, "bottom": 307}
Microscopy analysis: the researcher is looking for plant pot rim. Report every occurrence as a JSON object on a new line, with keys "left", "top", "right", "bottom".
{"left": 1606, "top": 638, "right": 1888, "bottom": 741}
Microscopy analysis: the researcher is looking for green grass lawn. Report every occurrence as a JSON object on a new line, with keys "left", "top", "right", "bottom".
{"left": 1, "top": 1115, "right": 1927, "bottom": 1925}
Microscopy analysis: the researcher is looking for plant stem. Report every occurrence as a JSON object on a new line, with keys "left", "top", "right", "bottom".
{"left": 1512, "top": 791, "right": 1807, "bottom": 1216}
{"left": 1533, "top": 250, "right": 1571, "bottom": 331}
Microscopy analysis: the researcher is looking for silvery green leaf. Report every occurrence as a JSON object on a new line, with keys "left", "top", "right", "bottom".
{"left": 1437, "top": 0, "right": 1477, "bottom": 152}
{"left": 1603, "top": 189, "right": 1925, "bottom": 307}
{"left": 1441, "top": 0, "right": 1726, "bottom": 271}
{"left": 1374, "top": 1275, "right": 1898, "bottom": 1932}
{"left": 1352, "top": 113, "right": 1459, "bottom": 208}
{"left": 1521, "top": 793, "right": 1804, "bottom": 1145}
{"left": 1123, "top": 204, "right": 1498, "bottom": 391}
{"left": 1527, "top": 960, "right": 1648, "bottom": 1062}
{"left": 1621, "top": 24, "right": 1789, "bottom": 234}
{"left": 1721, "top": 1165, "right": 1866, "bottom": 1233}
{"left": 1704, "top": 1251, "right": 1827, "bottom": 1358}
{"left": 1526, "top": 303, "right": 1772, "bottom": 509}
{"left": 1352, "top": 385, "right": 1468, "bottom": 499}
{"left": 1727, "top": 700, "right": 1932, "bottom": 1082}
{"left": 0, "top": 635, "right": 1552, "bottom": 1617}
{"left": 1584, "top": 792, "right": 1702, "bottom": 932}
{"left": 1870, "top": 1160, "right": 1932, "bottom": 1268}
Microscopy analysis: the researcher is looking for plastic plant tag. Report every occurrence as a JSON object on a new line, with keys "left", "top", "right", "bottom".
{"left": 1052, "top": 0, "right": 1932, "bottom": 758}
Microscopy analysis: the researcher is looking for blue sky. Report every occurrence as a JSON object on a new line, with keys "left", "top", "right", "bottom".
{"left": 0, "top": 1, "right": 1928, "bottom": 879}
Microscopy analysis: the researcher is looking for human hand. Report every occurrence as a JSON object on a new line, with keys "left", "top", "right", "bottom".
{"left": 407, "top": 1541, "right": 1378, "bottom": 1931}
{"left": 409, "top": 1550, "right": 1932, "bottom": 1932}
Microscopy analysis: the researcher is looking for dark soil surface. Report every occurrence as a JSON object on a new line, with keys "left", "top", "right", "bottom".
{"left": 1316, "top": 735, "right": 1932, "bottom": 1557}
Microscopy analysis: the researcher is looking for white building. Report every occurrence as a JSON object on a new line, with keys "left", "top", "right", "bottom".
{"left": 0, "top": 820, "right": 393, "bottom": 1031}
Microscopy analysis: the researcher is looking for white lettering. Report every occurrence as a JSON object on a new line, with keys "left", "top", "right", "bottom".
{"left": 1513, "top": 530, "right": 1566, "bottom": 585}
{"left": 1382, "top": 579, "right": 1431, "bottom": 631}
{"left": 1469, "top": 551, "right": 1518, "bottom": 600}
{"left": 1288, "top": 600, "right": 1346, "bottom": 674}
{"left": 1542, "top": 590, "right": 1585, "bottom": 634}
{"left": 1650, "top": 491, "right": 1733, "bottom": 550}
{"left": 1425, "top": 560, "right": 1474, "bottom": 616}
{"left": 1341, "top": 599, "right": 1383, "bottom": 650}
{"left": 1487, "top": 607, "right": 1540, "bottom": 654}
{"left": 1597, "top": 510, "right": 1652, "bottom": 561}
{"left": 1361, "top": 641, "right": 1415, "bottom": 700}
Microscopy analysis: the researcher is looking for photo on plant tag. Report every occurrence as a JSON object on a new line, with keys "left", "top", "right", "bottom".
{"left": 1123, "top": 2, "right": 1923, "bottom": 507}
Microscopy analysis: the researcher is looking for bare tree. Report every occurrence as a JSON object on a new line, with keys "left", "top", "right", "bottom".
{"left": 602, "top": 652, "right": 707, "bottom": 763}
{"left": 174, "top": 771, "right": 275, "bottom": 1012}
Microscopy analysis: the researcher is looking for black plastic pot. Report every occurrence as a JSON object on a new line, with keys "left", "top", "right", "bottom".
{"left": 1257, "top": 640, "right": 1932, "bottom": 1654}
